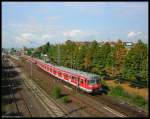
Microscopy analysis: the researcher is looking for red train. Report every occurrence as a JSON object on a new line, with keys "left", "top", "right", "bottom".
{"left": 23, "top": 55, "right": 102, "bottom": 93}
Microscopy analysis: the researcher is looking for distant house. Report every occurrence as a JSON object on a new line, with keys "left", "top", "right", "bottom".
{"left": 123, "top": 42, "right": 133, "bottom": 49}
{"left": 75, "top": 41, "right": 91, "bottom": 45}
{"left": 98, "top": 41, "right": 105, "bottom": 47}
{"left": 74, "top": 41, "right": 134, "bottom": 49}
{"left": 103, "top": 41, "right": 116, "bottom": 47}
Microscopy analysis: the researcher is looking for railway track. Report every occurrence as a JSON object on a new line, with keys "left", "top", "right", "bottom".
{"left": 63, "top": 86, "right": 127, "bottom": 117}
{"left": 22, "top": 78, "right": 67, "bottom": 117}
{"left": 95, "top": 94, "right": 148, "bottom": 117}
{"left": 2, "top": 59, "right": 19, "bottom": 116}
{"left": 8, "top": 81, "right": 20, "bottom": 116}
{"left": 77, "top": 85, "right": 148, "bottom": 117}
{"left": 9, "top": 59, "right": 68, "bottom": 117}
{"left": 3, "top": 58, "right": 32, "bottom": 117}
{"left": 25, "top": 59, "right": 127, "bottom": 117}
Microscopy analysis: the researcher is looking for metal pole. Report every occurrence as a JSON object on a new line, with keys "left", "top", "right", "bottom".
{"left": 31, "top": 61, "right": 32, "bottom": 79}
{"left": 112, "top": 47, "right": 113, "bottom": 78}
{"left": 57, "top": 44, "right": 60, "bottom": 65}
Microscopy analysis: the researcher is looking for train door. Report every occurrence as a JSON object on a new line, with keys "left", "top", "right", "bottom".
{"left": 79, "top": 77, "right": 85, "bottom": 88}
{"left": 53, "top": 69, "right": 56, "bottom": 75}
{"left": 58, "top": 71, "right": 62, "bottom": 78}
{"left": 77, "top": 77, "right": 79, "bottom": 87}
{"left": 47, "top": 66, "right": 49, "bottom": 72}
{"left": 68, "top": 75, "right": 71, "bottom": 81}
{"left": 63, "top": 73, "right": 69, "bottom": 80}
{"left": 49, "top": 67, "right": 52, "bottom": 73}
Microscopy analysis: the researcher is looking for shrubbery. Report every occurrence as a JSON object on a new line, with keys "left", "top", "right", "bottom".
{"left": 108, "top": 86, "right": 148, "bottom": 110}
{"left": 61, "top": 96, "right": 70, "bottom": 103}
{"left": 51, "top": 86, "right": 61, "bottom": 99}
{"left": 108, "top": 86, "right": 129, "bottom": 97}
{"left": 131, "top": 94, "right": 147, "bottom": 107}
{"left": 51, "top": 86, "right": 70, "bottom": 103}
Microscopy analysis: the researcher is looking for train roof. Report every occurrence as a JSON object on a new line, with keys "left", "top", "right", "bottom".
{"left": 35, "top": 58, "right": 99, "bottom": 80}
{"left": 54, "top": 65, "right": 99, "bottom": 80}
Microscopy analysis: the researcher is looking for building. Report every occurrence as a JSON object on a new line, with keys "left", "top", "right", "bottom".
{"left": 123, "top": 42, "right": 134, "bottom": 49}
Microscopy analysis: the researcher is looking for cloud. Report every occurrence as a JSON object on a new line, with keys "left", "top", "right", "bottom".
{"left": 41, "top": 34, "right": 52, "bottom": 39}
{"left": 127, "top": 31, "right": 143, "bottom": 38}
{"left": 14, "top": 32, "right": 55, "bottom": 47}
{"left": 22, "top": 33, "right": 33, "bottom": 38}
{"left": 127, "top": 31, "right": 147, "bottom": 43}
{"left": 63, "top": 29, "right": 83, "bottom": 37}
{"left": 15, "top": 33, "right": 36, "bottom": 46}
{"left": 127, "top": 32, "right": 136, "bottom": 37}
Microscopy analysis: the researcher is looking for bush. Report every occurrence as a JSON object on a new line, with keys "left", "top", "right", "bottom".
{"left": 108, "top": 86, "right": 148, "bottom": 110}
{"left": 131, "top": 94, "right": 147, "bottom": 107}
{"left": 61, "top": 96, "right": 70, "bottom": 103}
{"left": 101, "top": 80, "right": 110, "bottom": 94}
{"left": 51, "top": 86, "right": 61, "bottom": 99}
{"left": 109, "top": 86, "right": 129, "bottom": 97}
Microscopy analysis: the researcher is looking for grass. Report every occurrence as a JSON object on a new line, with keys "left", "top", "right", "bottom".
{"left": 61, "top": 96, "right": 70, "bottom": 103}
{"left": 51, "top": 86, "right": 70, "bottom": 103}
{"left": 51, "top": 86, "right": 61, "bottom": 99}
{"left": 108, "top": 85, "right": 129, "bottom": 97}
{"left": 100, "top": 80, "right": 110, "bottom": 94}
{"left": 131, "top": 94, "right": 148, "bottom": 108}
{"left": 108, "top": 86, "right": 148, "bottom": 110}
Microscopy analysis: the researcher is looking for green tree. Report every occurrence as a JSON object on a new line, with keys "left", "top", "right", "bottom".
{"left": 83, "top": 41, "right": 97, "bottom": 71}
{"left": 92, "top": 42, "right": 114, "bottom": 77}
{"left": 123, "top": 40, "right": 148, "bottom": 86}
{"left": 42, "top": 42, "right": 50, "bottom": 54}
{"left": 112, "top": 40, "right": 128, "bottom": 80}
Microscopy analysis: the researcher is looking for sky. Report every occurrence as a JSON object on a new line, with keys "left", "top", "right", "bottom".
{"left": 2, "top": 2, "right": 148, "bottom": 48}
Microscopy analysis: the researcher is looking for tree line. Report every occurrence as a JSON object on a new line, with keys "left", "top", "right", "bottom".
{"left": 26, "top": 40, "right": 148, "bottom": 88}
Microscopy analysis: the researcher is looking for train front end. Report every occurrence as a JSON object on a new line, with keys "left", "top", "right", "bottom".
{"left": 87, "top": 76, "right": 102, "bottom": 93}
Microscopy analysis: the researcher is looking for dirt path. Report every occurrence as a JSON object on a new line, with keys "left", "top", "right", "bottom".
{"left": 105, "top": 80, "right": 148, "bottom": 100}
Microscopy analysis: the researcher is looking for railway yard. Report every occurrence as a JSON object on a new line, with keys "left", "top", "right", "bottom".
{"left": 2, "top": 55, "right": 148, "bottom": 117}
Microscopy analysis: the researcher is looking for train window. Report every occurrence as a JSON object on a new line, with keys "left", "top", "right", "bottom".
{"left": 94, "top": 76, "right": 100, "bottom": 84}
{"left": 72, "top": 76, "right": 77, "bottom": 82}
{"left": 96, "top": 79, "right": 100, "bottom": 83}
{"left": 88, "top": 76, "right": 100, "bottom": 85}
{"left": 71, "top": 76, "right": 74, "bottom": 81}
{"left": 53, "top": 70, "right": 56, "bottom": 73}
{"left": 64, "top": 74, "right": 68, "bottom": 79}
{"left": 88, "top": 80, "right": 96, "bottom": 85}
{"left": 58, "top": 72, "right": 62, "bottom": 76}
{"left": 80, "top": 79, "right": 83, "bottom": 84}
{"left": 72, "top": 76, "right": 75, "bottom": 80}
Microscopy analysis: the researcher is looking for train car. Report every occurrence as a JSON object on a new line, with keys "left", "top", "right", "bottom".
{"left": 25, "top": 55, "right": 101, "bottom": 93}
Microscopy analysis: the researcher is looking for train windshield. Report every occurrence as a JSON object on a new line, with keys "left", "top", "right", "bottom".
{"left": 88, "top": 76, "right": 100, "bottom": 85}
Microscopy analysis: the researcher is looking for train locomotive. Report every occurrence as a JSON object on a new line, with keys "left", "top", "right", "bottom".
{"left": 24, "top": 55, "right": 102, "bottom": 93}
